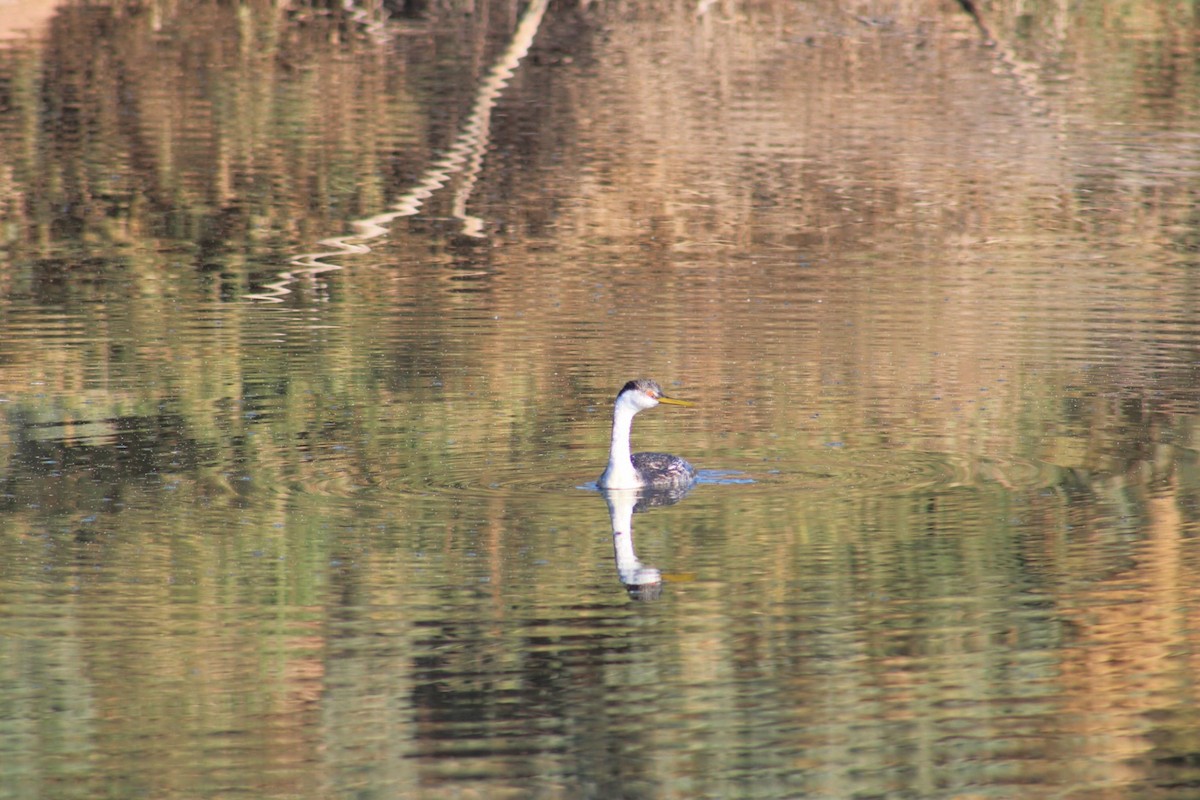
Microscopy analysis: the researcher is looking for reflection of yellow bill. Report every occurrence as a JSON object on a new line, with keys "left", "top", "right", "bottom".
{"left": 662, "top": 572, "right": 698, "bottom": 583}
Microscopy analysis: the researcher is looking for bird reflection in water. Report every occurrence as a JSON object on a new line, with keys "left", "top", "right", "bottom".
{"left": 601, "top": 484, "right": 693, "bottom": 601}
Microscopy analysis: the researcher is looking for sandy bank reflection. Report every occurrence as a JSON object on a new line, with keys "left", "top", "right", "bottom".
{"left": 0, "top": 0, "right": 64, "bottom": 41}
{"left": 601, "top": 485, "right": 692, "bottom": 601}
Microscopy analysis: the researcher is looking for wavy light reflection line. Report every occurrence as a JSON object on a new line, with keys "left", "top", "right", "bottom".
{"left": 247, "top": 0, "right": 550, "bottom": 302}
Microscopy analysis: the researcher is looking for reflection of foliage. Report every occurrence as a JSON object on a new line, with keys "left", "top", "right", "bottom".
{"left": 979, "top": 0, "right": 1200, "bottom": 119}
{"left": 1, "top": 2, "right": 1200, "bottom": 795}
{"left": 0, "top": 0, "right": 522, "bottom": 260}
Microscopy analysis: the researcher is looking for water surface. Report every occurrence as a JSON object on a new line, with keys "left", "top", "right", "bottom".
{"left": 3, "top": 1, "right": 1200, "bottom": 798}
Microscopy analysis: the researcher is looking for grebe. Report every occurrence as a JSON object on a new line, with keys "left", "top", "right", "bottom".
{"left": 597, "top": 379, "right": 696, "bottom": 490}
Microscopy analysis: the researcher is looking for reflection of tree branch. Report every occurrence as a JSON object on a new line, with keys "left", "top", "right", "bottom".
{"left": 950, "top": 0, "right": 1050, "bottom": 115}
{"left": 953, "top": 0, "right": 993, "bottom": 44}
{"left": 248, "top": 0, "right": 550, "bottom": 302}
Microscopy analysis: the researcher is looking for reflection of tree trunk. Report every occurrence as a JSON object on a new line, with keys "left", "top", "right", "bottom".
{"left": 251, "top": 0, "right": 550, "bottom": 300}
{"left": 951, "top": 0, "right": 1053, "bottom": 113}
{"left": 1055, "top": 477, "right": 1188, "bottom": 782}
{"left": 954, "top": 0, "right": 994, "bottom": 44}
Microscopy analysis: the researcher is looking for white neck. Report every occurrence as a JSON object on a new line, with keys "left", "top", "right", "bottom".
{"left": 598, "top": 401, "right": 640, "bottom": 488}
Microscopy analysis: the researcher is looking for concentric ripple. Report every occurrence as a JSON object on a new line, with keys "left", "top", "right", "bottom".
{"left": 297, "top": 447, "right": 1076, "bottom": 504}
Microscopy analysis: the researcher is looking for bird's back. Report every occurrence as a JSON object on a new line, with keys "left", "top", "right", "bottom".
{"left": 632, "top": 451, "right": 697, "bottom": 488}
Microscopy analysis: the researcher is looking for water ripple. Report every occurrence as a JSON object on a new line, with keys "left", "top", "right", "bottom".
{"left": 285, "top": 447, "right": 1073, "bottom": 503}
